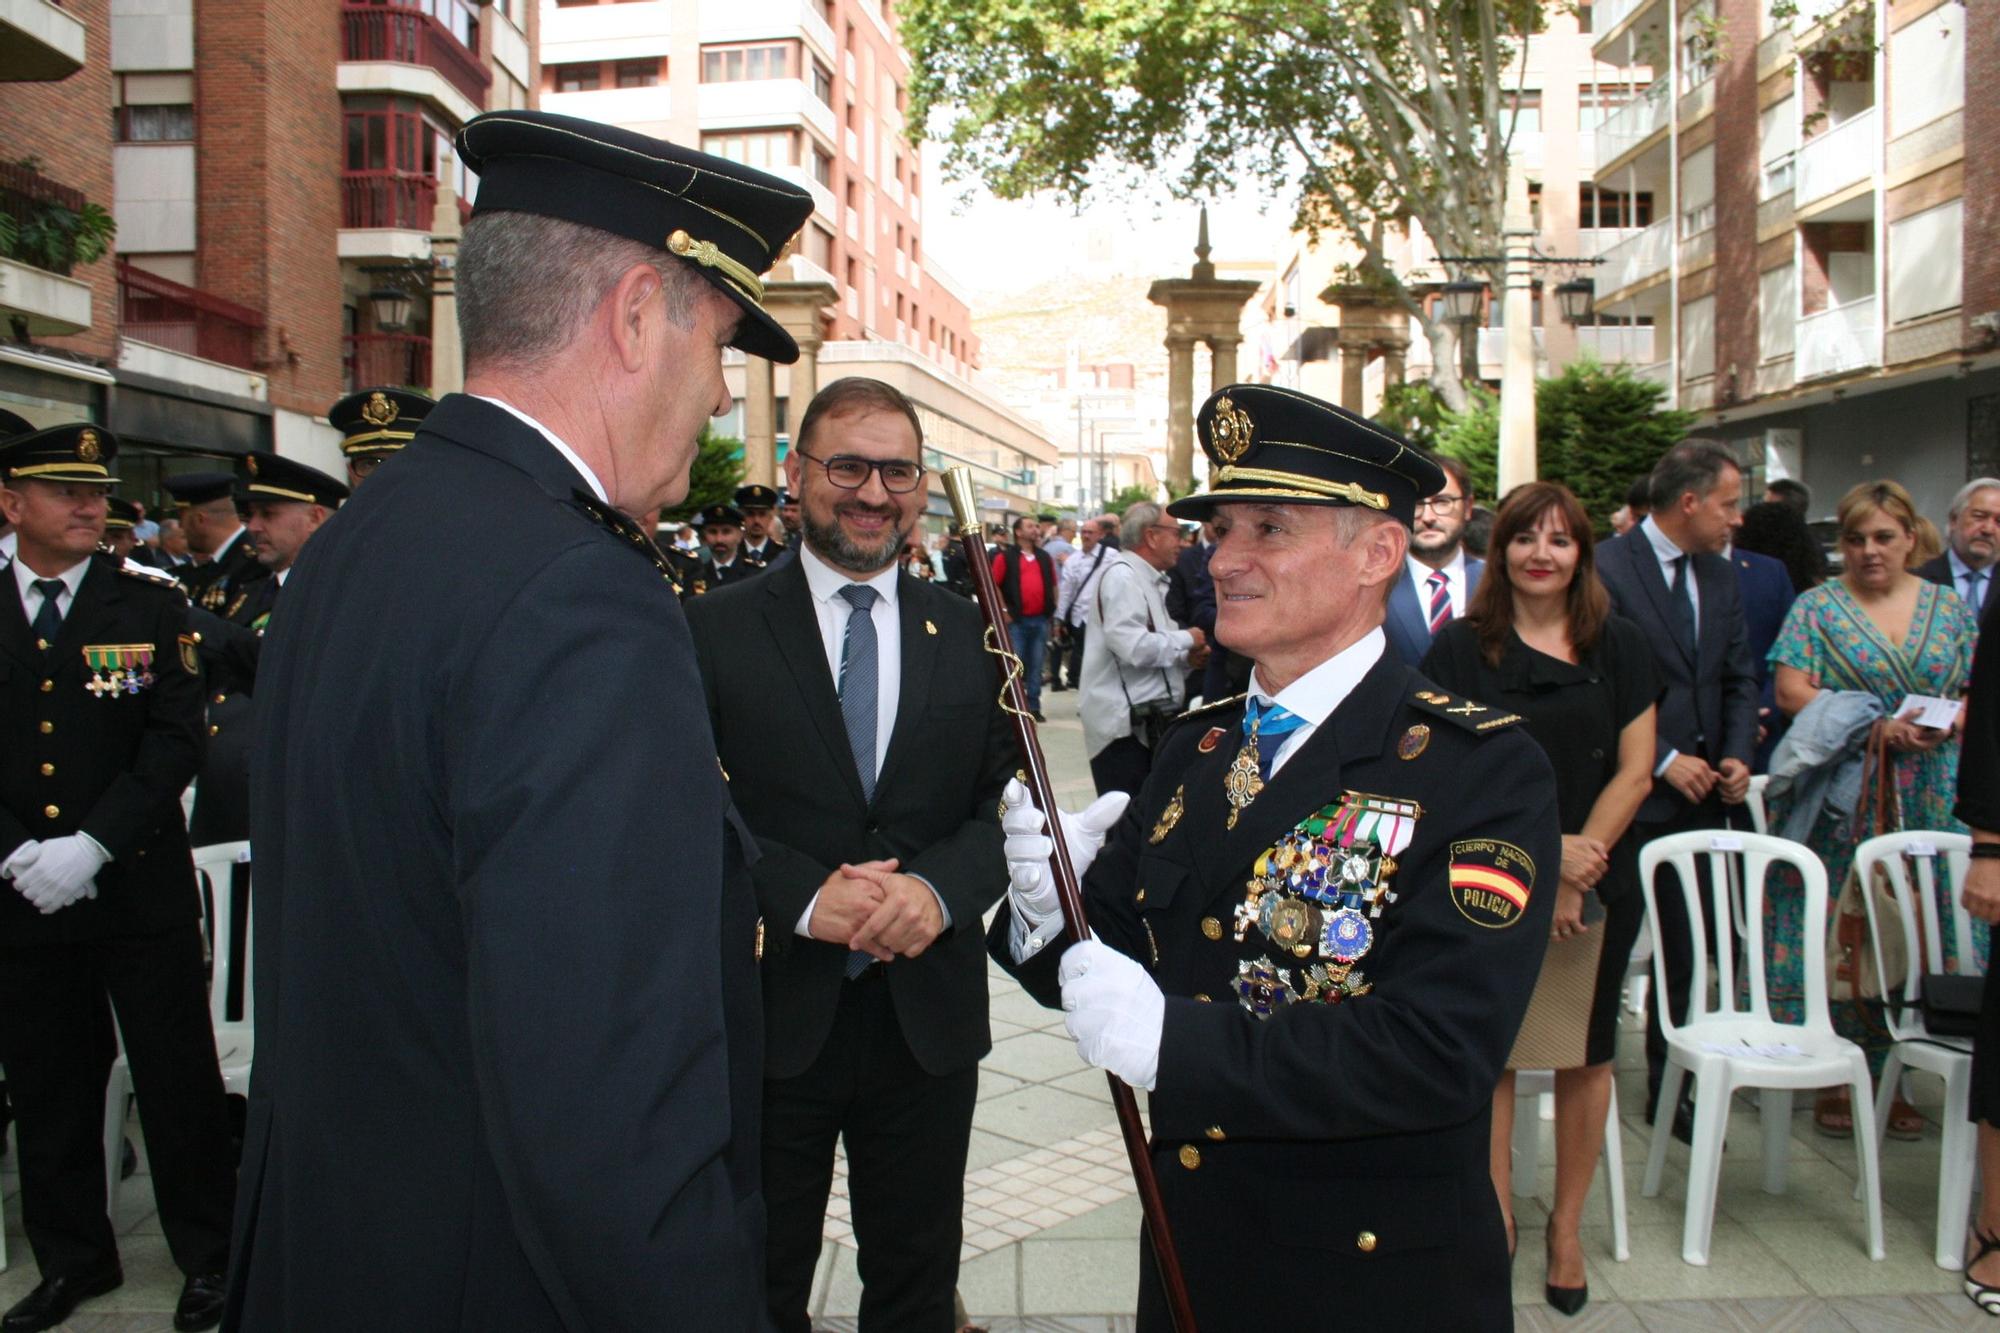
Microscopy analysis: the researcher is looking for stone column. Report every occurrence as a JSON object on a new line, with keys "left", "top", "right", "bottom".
{"left": 1337, "top": 336, "right": 1368, "bottom": 412}
{"left": 1165, "top": 334, "right": 1197, "bottom": 489}
{"left": 743, "top": 355, "right": 777, "bottom": 486}
{"left": 763, "top": 277, "right": 838, "bottom": 462}
{"left": 427, "top": 177, "right": 463, "bottom": 395}
{"left": 1205, "top": 335, "right": 1241, "bottom": 393}
{"left": 1497, "top": 169, "right": 1539, "bottom": 494}
{"left": 786, "top": 344, "right": 818, "bottom": 446}
{"left": 1381, "top": 339, "right": 1409, "bottom": 389}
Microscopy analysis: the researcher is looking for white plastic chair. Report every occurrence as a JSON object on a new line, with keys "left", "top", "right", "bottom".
{"left": 105, "top": 841, "right": 253, "bottom": 1216}
{"left": 1745, "top": 774, "right": 1771, "bottom": 836}
{"left": 1856, "top": 831, "right": 1979, "bottom": 1269}
{"left": 1510, "top": 1071, "right": 1631, "bottom": 1261}
{"left": 1639, "top": 829, "right": 1885, "bottom": 1265}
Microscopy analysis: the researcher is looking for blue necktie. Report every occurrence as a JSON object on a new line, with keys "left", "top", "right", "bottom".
{"left": 1965, "top": 569, "right": 1986, "bottom": 614}
{"left": 837, "top": 585, "right": 880, "bottom": 977}
{"left": 30, "top": 578, "right": 65, "bottom": 646}
{"left": 1242, "top": 697, "right": 1309, "bottom": 782}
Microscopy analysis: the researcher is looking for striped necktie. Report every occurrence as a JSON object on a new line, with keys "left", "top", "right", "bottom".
{"left": 837, "top": 584, "right": 881, "bottom": 978}
{"left": 1426, "top": 571, "right": 1452, "bottom": 635}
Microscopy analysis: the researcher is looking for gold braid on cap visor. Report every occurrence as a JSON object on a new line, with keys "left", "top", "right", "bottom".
{"left": 666, "top": 229, "right": 765, "bottom": 304}
{"left": 1212, "top": 466, "right": 1390, "bottom": 511}
{"left": 9, "top": 463, "right": 113, "bottom": 480}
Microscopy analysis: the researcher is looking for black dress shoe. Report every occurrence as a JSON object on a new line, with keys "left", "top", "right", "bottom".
{"left": 1545, "top": 1237, "right": 1587, "bottom": 1316}
{"left": 2, "top": 1264, "right": 123, "bottom": 1332}
{"left": 174, "top": 1272, "right": 228, "bottom": 1332}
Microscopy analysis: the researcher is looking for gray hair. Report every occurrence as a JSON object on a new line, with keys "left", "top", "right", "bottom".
{"left": 1648, "top": 440, "right": 1741, "bottom": 513}
{"left": 458, "top": 212, "right": 703, "bottom": 371}
{"left": 1949, "top": 478, "right": 2000, "bottom": 520}
{"left": 1120, "top": 502, "right": 1164, "bottom": 547}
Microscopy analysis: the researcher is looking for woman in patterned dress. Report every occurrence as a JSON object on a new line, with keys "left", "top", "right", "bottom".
{"left": 1767, "top": 480, "right": 1982, "bottom": 1138}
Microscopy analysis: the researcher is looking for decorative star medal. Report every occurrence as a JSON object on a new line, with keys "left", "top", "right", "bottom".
{"left": 1149, "top": 785, "right": 1185, "bottom": 844}
{"left": 1223, "top": 737, "right": 1263, "bottom": 831}
{"left": 1233, "top": 958, "right": 1295, "bottom": 1018}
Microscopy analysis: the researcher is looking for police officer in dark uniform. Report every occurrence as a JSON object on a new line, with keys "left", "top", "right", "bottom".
{"left": 0, "top": 425, "right": 236, "bottom": 1333}
{"left": 990, "top": 385, "right": 1561, "bottom": 1331}
{"left": 699, "top": 502, "right": 764, "bottom": 586}
{"left": 330, "top": 386, "right": 434, "bottom": 490}
{"left": 223, "top": 110, "right": 814, "bottom": 1328}
{"left": 736, "top": 482, "right": 784, "bottom": 564}
{"left": 161, "top": 473, "right": 264, "bottom": 615}
{"left": 101, "top": 497, "right": 144, "bottom": 563}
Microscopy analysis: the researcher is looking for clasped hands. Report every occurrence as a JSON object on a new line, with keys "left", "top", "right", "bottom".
{"left": 1663, "top": 753, "right": 1750, "bottom": 806}
{"left": 1, "top": 834, "right": 106, "bottom": 914}
{"left": 808, "top": 859, "right": 944, "bottom": 961}
{"left": 1553, "top": 834, "right": 1607, "bottom": 941}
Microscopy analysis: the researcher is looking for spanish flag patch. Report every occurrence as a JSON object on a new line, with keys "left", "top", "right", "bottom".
{"left": 1448, "top": 839, "right": 1535, "bottom": 929}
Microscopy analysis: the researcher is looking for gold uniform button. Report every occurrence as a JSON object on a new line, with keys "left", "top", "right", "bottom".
{"left": 212, "top": 693, "right": 226, "bottom": 704}
{"left": 1205, "top": 1125, "right": 1225, "bottom": 1141}
{"left": 1135, "top": 888, "right": 1146, "bottom": 904}
{"left": 1193, "top": 993, "right": 1210, "bottom": 1003}
{"left": 40, "top": 679, "right": 53, "bottom": 693}
{"left": 1200, "top": 917, "right": 1222, "bottom": 940}
{"left": 39, "top": 763, "right": 54, "bottom": 777}
{"left": 1177, "top": 1145, "right": 1201, "bottom": 1170}
{"left": 1356, "top": 1231, "right": 1378, "bottom": 1253}
{"left": 43, "top": 805, "right": 59, "bottom": 819}
{"left": 208, "top": 725, "right": 220, "bottom": 736}
{"left": 39, "top": 721, "right": 53, "bottom": 735}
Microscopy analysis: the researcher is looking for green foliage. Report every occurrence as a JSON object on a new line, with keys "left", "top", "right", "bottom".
{"left": 901, "top": 0, "right": 1546, "bottom": 401}
{"left": 0, "top": 160, "right": 116, "bottom": 277}
{"left": 1164, "top": 475, "right": 1200, "bottom": 501}
{"left": 1432, "top": 360, "right": 1697, "bottom": 531}
{"left": 1106, "top": 483, "right": 1159, "bottom": 514}
{"left": 664, "top": 425, "right": 746, "bottom": 523}
{"left": 1373, "top": 381, "right": 1452, "bottom": 451}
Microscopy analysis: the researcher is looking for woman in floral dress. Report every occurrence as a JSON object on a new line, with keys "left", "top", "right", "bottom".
{"left": 1767, "top": 480, "right": 1981, "bottom": 1138}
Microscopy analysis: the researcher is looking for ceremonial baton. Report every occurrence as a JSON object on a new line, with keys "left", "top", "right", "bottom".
{"left": 942, "top": 467, "right": 1198, "bottom": 1333}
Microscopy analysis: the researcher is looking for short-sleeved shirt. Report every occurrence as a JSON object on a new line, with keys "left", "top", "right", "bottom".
{"left": 1422, "top": 614, "right": 1661, "bottom": 845}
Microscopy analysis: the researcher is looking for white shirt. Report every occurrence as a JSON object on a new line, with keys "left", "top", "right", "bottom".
{"left": 209, "top": 524, "right": 247, "bottom": 565}
{"left": 799, "top": 543, "right": 901, "bottom": 776}
{"left": 1948, "top": 548, "right": 1992, "bottom": 613}
{"left": 0, "top": 530, "right": 15, "bottom": 564}
{"left": 1405, "top": 550, "right": 1469, "bottom": 622}
{"left": 13, "top": 551, "right": 90, "bottom": 631}
{"left": 1077, "top": 550, "right": 1194, "bottom": 760}
{"left": 1248, "top": 628, "right": 1388, "bottom": 778}
{"left": 1640, "top": 515, "right": 1700, "bottom": 629}
{"left": 470, "top": 393, "right": 609, "bottom": 503}
{"left": 1055, "top": 541, "right": 1112, "bottom": 627}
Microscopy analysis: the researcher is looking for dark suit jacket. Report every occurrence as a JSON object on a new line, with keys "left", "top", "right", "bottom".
{"left": 1597, "top": 529, "right": 1759, "bottom": 822}
{"left": 1165, "top": 541, "right": 1215, "bottom": 634}
{"left": 991, "top": 655, "right": 1558, "bottom": 1330}
{"left": 226, "top": 395, "right": 768, "bottom": 1331}
{"left": 686, "top": 556, "right": 1015, "bottom": 1080}
{"left": 1384, "top": 556, "right": 1485, "bottom": 667}
{"left": 0, "top": 553, "right": 205, "bottom": 944}
{"left": 1917, "top": 552, "right": 1993, "bottom": 618}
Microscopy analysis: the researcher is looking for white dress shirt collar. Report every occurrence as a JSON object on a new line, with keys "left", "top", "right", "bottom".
{"left": 13, "top": 548, "right": 90, "bottom": 620}
{"left": 799, "top": 542, "right": 901, "bottom": 610}
{"left": 469, "top": 393, "right": 609, "bottom": 503}
{"left": 211, "top": 524, "right": 247, "bottom": 563}
{"left": 1640, "top": 514, "right": 1689, "bottom": 564}
{"left": 1249, "top": 627, "right": 1387, "bottom": 727}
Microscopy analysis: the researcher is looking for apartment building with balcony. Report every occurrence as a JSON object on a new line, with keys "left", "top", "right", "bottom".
{"left": 1587, "top": 0, "right": 1996, "bottom": 521}
{"left": 0, "top": 0, "right": 534, "bottom": 500}
{"left": 536, "top": 0, "right": 1057, "bottom": 521}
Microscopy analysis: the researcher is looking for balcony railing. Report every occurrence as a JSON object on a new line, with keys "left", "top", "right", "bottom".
{"left": 1595, "top": 80, "right": 1670, "bottom": 172}
{"left": 1576, "top": 326, "right": 1657, "bottom": 364}
{"left": 1796, "top": 295, "right": 1878, "bottom": 380}
{"left": 1598, "top": 217, "right": 1673, "bottom": 295}
{"left": 341, "top": 171, "right": 438, "bottom": 230}
{"left": 1594, "top": 0, "right": 1657, "bottom": 39}
{"left": 344, "top": 332, "right": 431, "bottom": 391}
{"left": 117, "top": 262, "right": 264, "bottom": 370}
{"left": 1795, "top": 106, "right": 1876, "bottom": 207}
{"left": 341, "top": 5, "right": 491, "bottom": 108}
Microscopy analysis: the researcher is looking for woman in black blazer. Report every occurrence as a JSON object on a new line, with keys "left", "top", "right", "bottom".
{"left": 1423, "top": 482, "right": 1658, "bottom": 1316}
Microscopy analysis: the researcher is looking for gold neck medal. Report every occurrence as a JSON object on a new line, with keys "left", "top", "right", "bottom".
{"left": 1224, "top": 724, "right": 1265, "bottom": 830}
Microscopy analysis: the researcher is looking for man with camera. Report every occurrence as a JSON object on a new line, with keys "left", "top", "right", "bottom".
{"left": 1077, "top": 501, "right": 1209, "bottom": 796}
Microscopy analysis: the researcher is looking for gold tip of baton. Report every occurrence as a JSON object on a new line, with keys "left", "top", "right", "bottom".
{"left": 943, "top": 467, "right": 982, "bottom": 537}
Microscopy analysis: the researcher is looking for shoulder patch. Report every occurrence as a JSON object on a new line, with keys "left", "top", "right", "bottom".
{"left": 111, "top": 556, "right": 188, "bottom": 596}
{"left": 1448, "top": 838, "right": 1536, "bottom": 928}
{"left": 1406, "top": 688, "right": 1524, "bottom": 735}
{"left": 1174, "top": 692, "right": 1247, "bottom": 726}
{"left": 568, "top": 490, "right": 686, "bottom": 594}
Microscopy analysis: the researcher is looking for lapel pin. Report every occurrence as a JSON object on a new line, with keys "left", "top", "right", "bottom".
{"left": 925, "top": 619, "right": 938, "bottom": 636}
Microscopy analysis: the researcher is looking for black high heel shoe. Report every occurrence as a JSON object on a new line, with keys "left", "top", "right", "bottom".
{"left": 1545, "top": 1234, "right": 1587, "bottom": 1317}
{"left": 1966, "top": 1226, "right": 2000, "bottom": 1316}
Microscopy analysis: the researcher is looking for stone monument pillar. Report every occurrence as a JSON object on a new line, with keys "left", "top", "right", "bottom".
{"left": 1146, "top": 209, "right": 1262, "bottom": 489}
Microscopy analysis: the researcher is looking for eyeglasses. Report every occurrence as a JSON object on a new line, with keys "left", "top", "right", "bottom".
{"left": 1415, "top": 494, "right": 1465, "bottom": 514}
{"left": 793, "top": 446, "right": 926, "bottom": 493}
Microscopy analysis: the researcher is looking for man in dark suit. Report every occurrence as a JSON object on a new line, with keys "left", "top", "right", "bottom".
{"left": 1730, "top": 541, "right": 1796, "bottom": 770}
{"left": 1384, "top": 452, "right": 1484, "bottom": 666}
{"left": 223, "top": 111, "right": 815, "bottom": 1329}
{"left": 687, "top": 376, "right": 1014, "bottom": 1333}
{"left": 1917, "top": 477, "right": 2000, "bottom": 621}
{"left": 992, "top": 385, "right": 1558, "bottom": 1330}
{"left": 1597, "top": 440, "right": 1759, "bottom": 1128}
{"left": 0, "top": 426, "right": 236, "bottom": 1333}
{"left": 162, "top": 474, "right": 264, "bottom": 616}
{"left": 1164, "top": 520, "right": 1216, "bottom": 699}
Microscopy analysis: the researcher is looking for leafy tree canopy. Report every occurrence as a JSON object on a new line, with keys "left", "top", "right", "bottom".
{"left": 665, "top": 425, "right": 747, "bottom": 523}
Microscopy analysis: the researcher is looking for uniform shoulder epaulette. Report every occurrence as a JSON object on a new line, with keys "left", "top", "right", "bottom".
{"left": 1168, "top": 692, "right": 1247, "bottom": 730}
{"left": 1407, "top": 687, "right": 1525, "bottom": 735}
{"left": 567, "top": 489, "right": 685, "bottom": 594}
{"left": 106, "top": 553, "right": 188, "bottom": 595}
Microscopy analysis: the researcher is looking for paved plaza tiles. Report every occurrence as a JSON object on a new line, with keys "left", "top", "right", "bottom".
{"left": 3, "top": 688, "right": 1992, "bottom": 1329}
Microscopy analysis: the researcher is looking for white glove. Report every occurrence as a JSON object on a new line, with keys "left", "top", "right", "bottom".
{"left": 2, "top": 841, "right": 41, "bottom": 882}
{"left": 12, "top": 833, "right": 107, "bottom": 914}
{"left": 1059, "top": 939, "right": 1164, "bottom": 1091}
{"left": 1000, "top": 777, "right": 1130, "bottom": 934}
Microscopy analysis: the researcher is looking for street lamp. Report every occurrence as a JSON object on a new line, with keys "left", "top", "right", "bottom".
{"left": 1439, "top": 280, "right": 1488, "bottom": 327}
{"left": 368, "top": 285, "right": 413, "bottom": 334}
{"left": 1555, "top": 276, "right": 1596, "bottom": 327}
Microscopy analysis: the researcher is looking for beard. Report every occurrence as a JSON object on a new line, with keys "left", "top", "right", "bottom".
{"left": 804, "top": 500, "right": 911, "bottom": 575}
